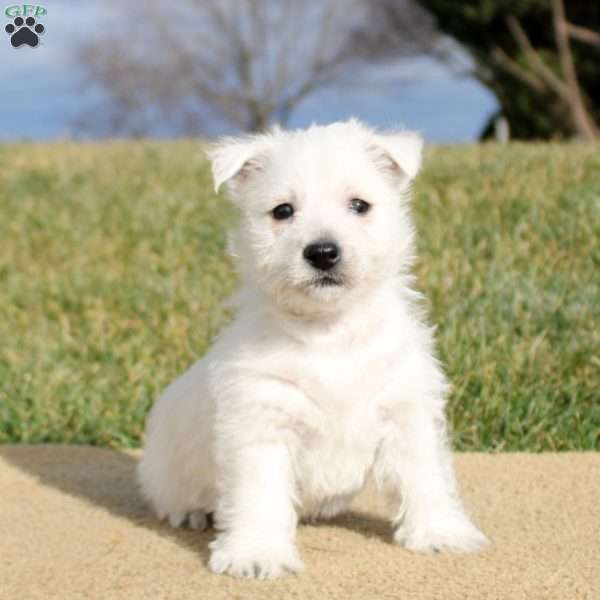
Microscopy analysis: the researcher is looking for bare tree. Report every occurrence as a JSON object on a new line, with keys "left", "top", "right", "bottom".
{"left": 76, "top": 0, "right": 444, "bottom": 136}
{"left": 75, "top": 0, "right": 380, "bottom": 136}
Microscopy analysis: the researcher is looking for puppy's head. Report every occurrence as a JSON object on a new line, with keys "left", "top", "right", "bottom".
{"left": 206, "top": 120, "right": 422, "bottom": 315}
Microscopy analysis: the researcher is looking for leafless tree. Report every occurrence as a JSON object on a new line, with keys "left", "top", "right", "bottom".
{"left": 76, "top": 0, "right": 442, "bottom": 136}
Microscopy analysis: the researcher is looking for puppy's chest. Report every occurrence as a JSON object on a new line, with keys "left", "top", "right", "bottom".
{"left": 292, "top": 342, "right": 395, "bottom": 408}
{"left": 294, "top": 401, "right": 380, "bottom": 503}
{"left": 287, "top": 348, "right": 390, "bottom": 499}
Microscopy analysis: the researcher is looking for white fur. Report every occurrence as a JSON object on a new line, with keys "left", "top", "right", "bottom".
{"left": 138, "top": 120, "right": 488, "bottom": 579}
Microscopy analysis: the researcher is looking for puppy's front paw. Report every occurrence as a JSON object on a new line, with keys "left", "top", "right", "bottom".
{"left": 394, "top": 513, "right": 488, "bottom": 554}
{"left": 209, "top": 535, "right": 304, "bottom": 579}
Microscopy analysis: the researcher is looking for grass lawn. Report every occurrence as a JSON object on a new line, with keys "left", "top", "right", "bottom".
{"left": 0, "top": 140, "right": 598, "bottom": 451}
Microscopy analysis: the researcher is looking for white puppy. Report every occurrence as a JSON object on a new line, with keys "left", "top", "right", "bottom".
{"left": 138, "top": 120, "right": 487, "bottom": 579}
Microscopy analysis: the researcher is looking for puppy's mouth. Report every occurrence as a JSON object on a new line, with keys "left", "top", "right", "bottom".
{"left": 309, "top": 274, "right": 345, "bottom": 288}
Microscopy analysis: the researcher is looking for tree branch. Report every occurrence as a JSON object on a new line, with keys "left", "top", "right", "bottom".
{"left": 551, "top": 0, "right": 598, "bottom": 139}
{"left": 491, "top": 46, "right": 546, "bottom": 94}
{"left": 566, "top": 22, "right": 600, "bottom": 48}
{"left": 506, "top": 15, "right": 570, "bottom": 100}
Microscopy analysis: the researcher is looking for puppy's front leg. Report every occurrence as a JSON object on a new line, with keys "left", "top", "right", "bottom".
{"left": 209, "top": 441, "right": 303, "bottom": 579}
{"left": 375, "top": 406, "right": 488, "bottom": 553}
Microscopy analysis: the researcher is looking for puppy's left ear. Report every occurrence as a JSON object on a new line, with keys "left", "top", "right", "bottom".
{"left": 371, "top": 131, "right": 424, "bottom": 183}
{"left": 205, "top": 133, "right": 277, "bottom": 194}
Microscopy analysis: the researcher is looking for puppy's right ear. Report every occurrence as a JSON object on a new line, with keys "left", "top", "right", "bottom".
{"left": 205, "top": 134, "right": 277, "bottom": 194}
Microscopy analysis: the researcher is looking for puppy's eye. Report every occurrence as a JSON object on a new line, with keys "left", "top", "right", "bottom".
{"left": 349, "top": 198, "right": 371, "bottom": 214}
{"left": 272, "top": 203, "right": 294, "bottom": 220}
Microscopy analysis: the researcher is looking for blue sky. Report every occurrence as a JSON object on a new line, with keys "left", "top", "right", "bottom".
{"left": 0, "top": 1, "right": 498, "bottom": 143}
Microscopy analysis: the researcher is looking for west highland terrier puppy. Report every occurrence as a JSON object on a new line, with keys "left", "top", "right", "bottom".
{"left": 138, "top": 120, "right": 488, "bottom": 579}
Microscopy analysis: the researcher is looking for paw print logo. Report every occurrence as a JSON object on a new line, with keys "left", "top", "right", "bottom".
{"left": 5, "top": 16, "right": 45, "bottom": 47}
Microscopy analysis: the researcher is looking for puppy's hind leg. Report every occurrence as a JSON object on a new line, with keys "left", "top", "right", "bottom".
{"left": 138, "top": 363, "right": 216, "bottom": 530}
{"left": 138, "top": 448, "right": 215, "bottom": 532}
{"left": 166, "top": 509, "right": 210, "bottom": 531}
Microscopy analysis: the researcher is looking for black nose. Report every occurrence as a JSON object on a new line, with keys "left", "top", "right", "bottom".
{"left": 303, "top": 241, "right": 341, "bottom": 271}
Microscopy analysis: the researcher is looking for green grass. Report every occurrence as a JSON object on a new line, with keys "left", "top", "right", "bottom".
{"left": 0, "top": 140, "right": 598, "bottom": 451}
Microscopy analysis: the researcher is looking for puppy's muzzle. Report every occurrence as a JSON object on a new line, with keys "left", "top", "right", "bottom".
{"left": 303, "top": 241, "right": 341, "bottom": 271}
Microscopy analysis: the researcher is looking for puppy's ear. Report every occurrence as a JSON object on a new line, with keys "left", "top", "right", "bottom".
{"left": 205, "top": 133, "right": 277, "bottom": 194}
{"left": 369, "top": 131, "right": 424, "bottom": 183}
